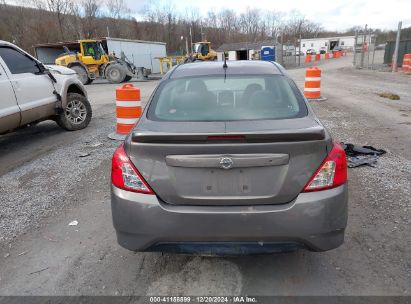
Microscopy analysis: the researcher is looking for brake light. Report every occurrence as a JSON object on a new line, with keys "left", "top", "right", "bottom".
{"left": 303, "top": 143, "right": 347, "bottom": 192}
{"left": 111, "top": 144, "right": 154, "bottom": 194}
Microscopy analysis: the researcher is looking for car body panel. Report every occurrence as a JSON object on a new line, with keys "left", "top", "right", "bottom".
{"left": 111, "top": 184, "right": 348, "bottom": 252}
{"left": 0, "top": 60, "right": 20, "bottom": 133}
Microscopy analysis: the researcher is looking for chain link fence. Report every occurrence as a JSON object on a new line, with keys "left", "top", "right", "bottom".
{"left": 353, "top": 31, "right": 385, "bottom": 70}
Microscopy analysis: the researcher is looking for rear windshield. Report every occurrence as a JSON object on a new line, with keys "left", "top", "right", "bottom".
{"left": 147, "top": 75, "right": 307, "bottom": 121}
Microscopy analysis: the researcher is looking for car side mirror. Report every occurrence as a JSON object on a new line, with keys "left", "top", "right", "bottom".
{"left": 37, "top": 62, "right": 47, "bottom": 73}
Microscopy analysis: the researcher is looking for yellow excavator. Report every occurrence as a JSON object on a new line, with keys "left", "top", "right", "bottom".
{"left": 55, "top": 39, "right": 139, "bottom": 85}
{"left": 186, "top": 41, "right": 217, "bottom": 62}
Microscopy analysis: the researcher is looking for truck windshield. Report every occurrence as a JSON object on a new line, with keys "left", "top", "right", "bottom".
{"left": 147, "top": 75, "right": 307, "bottom": 121}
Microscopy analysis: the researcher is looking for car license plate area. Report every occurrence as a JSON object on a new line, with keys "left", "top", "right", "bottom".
{"left": 169, "top": 166, "right": 286, "bottom": 198}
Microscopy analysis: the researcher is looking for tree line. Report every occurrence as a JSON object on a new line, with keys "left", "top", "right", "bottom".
{"left": 0, "top": 0, "right": 410, "bottom": 55}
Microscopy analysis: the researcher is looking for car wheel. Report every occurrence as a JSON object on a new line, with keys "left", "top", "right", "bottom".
{"left": 70, "top": 65, "right": 90, "bottom": 85}
{"left": 105, "top": 64, "right": 126, "bottom": 83}
{"left": 57, "top": 93, "right": 92, "bottom": 131}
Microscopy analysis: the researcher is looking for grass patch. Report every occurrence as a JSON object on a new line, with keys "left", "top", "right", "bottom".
{"left": 377, "top": 92, "right": 400, "bottom": 100}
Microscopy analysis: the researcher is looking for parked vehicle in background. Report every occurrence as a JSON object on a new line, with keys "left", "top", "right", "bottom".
{"left": 111, "top": 61, "right": 348, "bottom": 255}
{"left": 306, "top": 49, "right": 317, "bottom": 55}
{"left": 375, "top": 43, "right": 386, "bottom": 50}
{"left": 319, "top": 47, "right": 327, "bottom": 54}
{"left": 0, "top": 40, "right": 92, "bottom": 134}
{"left": 332, "top": 46, "right": 343, "bottom": 53}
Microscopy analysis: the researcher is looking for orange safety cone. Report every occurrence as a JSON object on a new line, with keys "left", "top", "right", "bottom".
{"left": 315, "top": 54, "right": 320, "bottom": 61}
{"left": 402, "top": 54, "right": 411, "bottom": 74}
{"left": 109, "top": 84, "right": 142, "bottom": 140}
{"left": 304, "top": 67, "right": 327, "bottom": 101}
{"left": 325, "top": 53, "right": 330, "bottom": 60}
{"left": 305, "top": 55, "right": 312, "bottom": 63}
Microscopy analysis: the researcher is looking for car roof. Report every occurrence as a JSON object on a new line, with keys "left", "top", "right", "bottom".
{"left": 0, "top": 40, "right": 14, "bottom": 47}
{"left": 169, "top": 60, "right": 284, "bottom": 79}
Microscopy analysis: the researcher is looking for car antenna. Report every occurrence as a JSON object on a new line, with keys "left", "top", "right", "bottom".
{"left": 223, "top": 51, "right": 228, "bottom": 82}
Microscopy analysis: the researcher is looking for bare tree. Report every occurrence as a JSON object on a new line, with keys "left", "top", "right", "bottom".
{"left": 81, "top": 0, "right": 101, "bottom": 38}
{"left": 33, "top": 0, "right": 73, "bottom": 40}
{"left": 105, "top": 0, "right": 130, "bottom": 37}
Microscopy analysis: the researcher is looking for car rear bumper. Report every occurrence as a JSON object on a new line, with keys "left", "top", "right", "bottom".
{"left": 111, "top": 184, "right": 348, "bottom": 253}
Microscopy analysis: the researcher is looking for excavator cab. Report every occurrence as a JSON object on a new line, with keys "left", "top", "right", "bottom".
{"left": 193, "top": 42, "right": 209, "bottom": 56}
{"left": 79, "top": 40, "right": 108, "bottom": 65}
{"left": 192, "top": 41, "right": 217, "bottom": 61}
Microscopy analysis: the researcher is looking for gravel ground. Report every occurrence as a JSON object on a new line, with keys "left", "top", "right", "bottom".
{"left": 0, "top": 117, "right": 118, "bottom": 243}
{"left": 0, "top": 56, "right": 410, "bottom": 296}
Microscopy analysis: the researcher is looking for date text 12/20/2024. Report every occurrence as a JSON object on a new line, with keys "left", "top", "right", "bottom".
{"left": 149, "top": 296, "right": 258, "bottom": 303}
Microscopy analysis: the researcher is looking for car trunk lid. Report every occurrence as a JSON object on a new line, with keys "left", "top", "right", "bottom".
{"left": 127, "top": 118, "right": 330, "bottom": 206}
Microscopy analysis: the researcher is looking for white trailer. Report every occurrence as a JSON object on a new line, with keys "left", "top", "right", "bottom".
{"left": 105, "top": 38, "right": 166, "bottom": 74}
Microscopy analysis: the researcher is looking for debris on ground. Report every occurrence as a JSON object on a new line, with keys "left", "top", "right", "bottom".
{"left": 68, "top": 220, "right": 78, "bottom": 226}
{"left": 28, "top": 267, "right": 49, "bottom": 275}
{"left": 18, "top": 251, "right": 28, "bottom": 256}
{"left": 341, "top": 143, "right": 386, "bottom": 168}
{"left": 87, "top": 142, "right": 103, "bottom": 148}
{"left": 3, "top": 253, "right": 10, "bottom": 258}
{"left": 377, "top": 92, "right": 400, "bottom": 100}
{"left": 78, "top": 152, "right": 91, "bottom": 158}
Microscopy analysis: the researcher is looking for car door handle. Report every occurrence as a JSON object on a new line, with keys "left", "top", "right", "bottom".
{"left": 12, "top": 80, "right": 20, "bottom": 90}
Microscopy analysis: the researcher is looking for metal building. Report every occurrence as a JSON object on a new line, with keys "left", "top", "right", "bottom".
{"left": 216, "top": 40, "right": 277, "bottom": 61}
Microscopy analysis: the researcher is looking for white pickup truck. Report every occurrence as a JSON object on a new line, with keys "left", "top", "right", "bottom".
{"left": 0, "top": 40, "right": 92, "bottom": 134}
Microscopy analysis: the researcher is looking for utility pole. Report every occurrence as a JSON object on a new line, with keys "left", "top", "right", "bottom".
{"left": 298, "top": 33, "right": 301, "bottom": 66}
{"left": 354, "top": 31, "right": 358, "bottom": 67}
{"left": 360, "top": 24, "right": 367, "bottom": 68}
{"left": 189, "top": 27, "right": 193, "bottom": 54}
{"left": 392, "top": 21, "right": 402, "bottom": 72}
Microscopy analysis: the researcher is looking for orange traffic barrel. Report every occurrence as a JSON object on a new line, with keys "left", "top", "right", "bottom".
{"left": 109, "top": 84, "right": 142, "bottom": 140}
{"left": 325, "top": 53, "right": 330, "bottom": 59}
{"left": 315, "top": 54, "right": 320, "bottom": 61}
{"left": 304, "top": 67, "right": 326, "bottom": 101}
{"left": 402, "top": 54, "right": 411, "bottom": 73}
{"left": 305, "top": 55, "right": 312, "bottom": 63}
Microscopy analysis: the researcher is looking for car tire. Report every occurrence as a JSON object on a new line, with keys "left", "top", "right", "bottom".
{"left": 56, "top": 93, "right": 92, "bottom": 131}
{"left": 106, "top": 64, "right": 126, "bottom": 83}
{"left": 71, "top": 65, "right": 90, "bottom": 85}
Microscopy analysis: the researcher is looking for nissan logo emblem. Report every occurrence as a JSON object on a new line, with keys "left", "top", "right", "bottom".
{"left": 220, "top": 157, "right": 234, "bottom": 170}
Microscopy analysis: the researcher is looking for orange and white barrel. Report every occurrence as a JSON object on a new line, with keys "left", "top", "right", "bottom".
{"left": 304, "top": 67, "right": 322, "bottom": 100}
{"left": 402, "top": 54, "right": 411, "bottom": 74}
{"left": 109, "top": 84, "right": 141, "bottom": 140}
{"left": 305, "top": 55, "right": 312, "bottom": 63}
{"left": 315, "top": 54, "right": 320, "bottom": 61}
{"left": 325, "top": 53, "right": 330, "bottom": 60}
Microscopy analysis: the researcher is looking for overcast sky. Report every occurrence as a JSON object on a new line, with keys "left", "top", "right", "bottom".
{"left": 127, "top": 0, "right": 411, "bottom": 31}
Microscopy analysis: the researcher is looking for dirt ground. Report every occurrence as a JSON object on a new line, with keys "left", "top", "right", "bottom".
{"left": 0, "top": 55, "right": 410, "bottom": 296}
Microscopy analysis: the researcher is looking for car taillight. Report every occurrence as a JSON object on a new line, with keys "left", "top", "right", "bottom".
{"left": 111, "top": 144, "right": 154, "bottom": 194}
{"left": 303, "top": 143, "right": 347, "bottom": 192}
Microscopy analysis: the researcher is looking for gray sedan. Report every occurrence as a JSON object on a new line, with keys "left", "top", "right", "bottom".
{"left": 111, "top": 61, "right": 348, "bottom": 255}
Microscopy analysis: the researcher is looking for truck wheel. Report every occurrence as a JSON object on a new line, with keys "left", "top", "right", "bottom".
{"left": 71, "top": 65, "right": 90, "bottom": 85}
{"left": 123, "top": 75, "right": 132, "bottom": 82}
{"left": 105, "top": 64, "right": 126, "bottom": 83}
{"left": 57, "top": 93, "right": 92, "bottom": 131}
